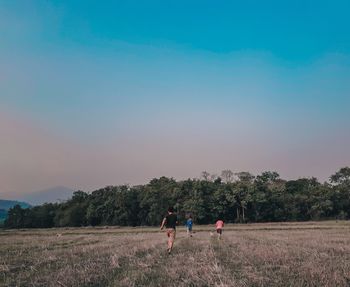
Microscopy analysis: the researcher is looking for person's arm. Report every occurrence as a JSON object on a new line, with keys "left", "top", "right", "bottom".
{"left": 160, "top": 217, "right": 166, "bottom": 230}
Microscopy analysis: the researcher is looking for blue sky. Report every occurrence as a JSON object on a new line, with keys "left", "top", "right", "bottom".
{"left": 0, "top": 1, "right": 350, "bottom": 196}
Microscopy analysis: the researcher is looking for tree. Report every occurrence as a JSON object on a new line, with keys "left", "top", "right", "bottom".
{"left": 5, "top": 205, "right": 27, "bottom": 228}
{"left": 221, "top": 170, "right": 234, "bottom": 183}
{"left": 201, "top": 171, "right": 210, "bottom": 181}
{"left": 330, "top": 167, "right": 350, "bottom": 184}
{"left": 235, "top": 172, "right": 255, "bottom": 183}
{"left": 330, "top": 167, "right": 350, "bottom": 219}
{"left": 256, "top": 171, "right": 280, "bottom": 184}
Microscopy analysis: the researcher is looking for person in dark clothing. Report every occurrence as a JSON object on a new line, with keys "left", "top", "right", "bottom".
{"left": 160, "top": 207, "right": 178, "bottom": 254}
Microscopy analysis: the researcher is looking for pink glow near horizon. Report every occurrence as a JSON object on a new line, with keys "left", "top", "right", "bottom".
{"left": 1, "top": 108, "right": 349, "bottom": 198}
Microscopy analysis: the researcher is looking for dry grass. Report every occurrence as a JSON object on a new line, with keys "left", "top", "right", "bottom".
{"left": 1, "top": 221, "right": 349, "bottom": 287}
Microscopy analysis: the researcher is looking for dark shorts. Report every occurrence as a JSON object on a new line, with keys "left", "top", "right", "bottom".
{"left": 216, "top": 228, "right": 222, "bottom": 234}
{"left": 187, "top": 226, "right": 192, "bottom": 232}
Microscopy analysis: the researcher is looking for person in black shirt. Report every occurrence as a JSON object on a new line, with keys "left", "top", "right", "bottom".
{"left": 160, "top": 206, "right": 178, "bottom": 254}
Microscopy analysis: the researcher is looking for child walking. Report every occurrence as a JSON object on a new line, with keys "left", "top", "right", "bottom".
{"left": 185, "top": 215, "right": 193, "bottom": 237}
{"left": 215, "top": 219, "right": 224, "bottom": 239}
{"left": 160, "top": 207, "right": 178, "bottom": 254}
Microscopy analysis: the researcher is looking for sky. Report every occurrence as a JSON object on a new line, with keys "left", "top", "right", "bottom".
{"left": 1, "top": 1, "right": 350, "bottom": 197}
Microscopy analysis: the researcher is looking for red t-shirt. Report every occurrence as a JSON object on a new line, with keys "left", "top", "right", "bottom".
{"left": 216, "top": 220, "right": 224, "bottom": 229}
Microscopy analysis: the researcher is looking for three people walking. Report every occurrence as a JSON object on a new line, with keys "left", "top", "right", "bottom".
{"left": 161, "top": 208, "right": 225, "bottom": 253}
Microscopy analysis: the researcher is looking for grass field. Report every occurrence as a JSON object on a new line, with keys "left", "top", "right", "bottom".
{"left": 1, "top": 221, "right": 349, "bottom": 287}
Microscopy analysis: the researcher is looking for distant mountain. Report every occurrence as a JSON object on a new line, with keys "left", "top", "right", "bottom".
{"left": 20, "top": 186, "right": 74, "bottom": 206}
{"left": 0, "top": 199, "right": 31, "bottom": 211}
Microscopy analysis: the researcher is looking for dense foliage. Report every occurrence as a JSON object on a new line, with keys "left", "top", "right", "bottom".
{"left": 0, "top": 200, "right": 31, "bottom": 226}
{"left": 4, "top": 167, "right": 350, "bottom": 228}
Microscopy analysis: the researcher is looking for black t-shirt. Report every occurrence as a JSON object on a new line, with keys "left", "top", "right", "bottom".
{"left": 165, "top": 213, "right": 177, "bottom": 229}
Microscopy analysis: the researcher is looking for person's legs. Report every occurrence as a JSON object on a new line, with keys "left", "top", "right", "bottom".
{"left": 189, "top": 226, "right": 192, "bottom": 237}
{"left": 217, "top": 228, "right": 222, "bottom": 239}
{"left": 167, "top": 229, "right": 176, "bottom": 253}
{"left": 166, "top": 229, "right": 171, "bottom": 251}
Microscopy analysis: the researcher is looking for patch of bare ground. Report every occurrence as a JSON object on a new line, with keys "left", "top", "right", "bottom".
{"left": 0, "top": 232, "right": 165, "bottom": 286}
{"left": 111, "top": 234, "right": 235, "bottom": 287}
{"left": 212, "top": 229, "right": 350, "bottom": 287}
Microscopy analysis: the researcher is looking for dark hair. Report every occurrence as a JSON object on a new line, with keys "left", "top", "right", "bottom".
{"left": 168, "top": 206, "right": 174, "bottom": 213}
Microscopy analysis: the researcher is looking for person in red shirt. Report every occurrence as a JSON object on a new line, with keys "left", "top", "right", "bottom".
{"left": 215, "top": 219, "right": 224, "bottom": 239}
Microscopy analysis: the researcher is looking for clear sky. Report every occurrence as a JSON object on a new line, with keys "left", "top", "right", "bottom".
{"left": 1, "top": 1, "right": 350, "bottom": 197}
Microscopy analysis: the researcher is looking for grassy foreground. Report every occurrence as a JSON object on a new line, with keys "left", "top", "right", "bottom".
{"left": 1, "top": 221, "right": 349, "bottom": 287}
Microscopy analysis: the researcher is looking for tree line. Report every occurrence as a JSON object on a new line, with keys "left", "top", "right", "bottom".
{"left": 4, "top": 167, "right": 350, "bottom": 228}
